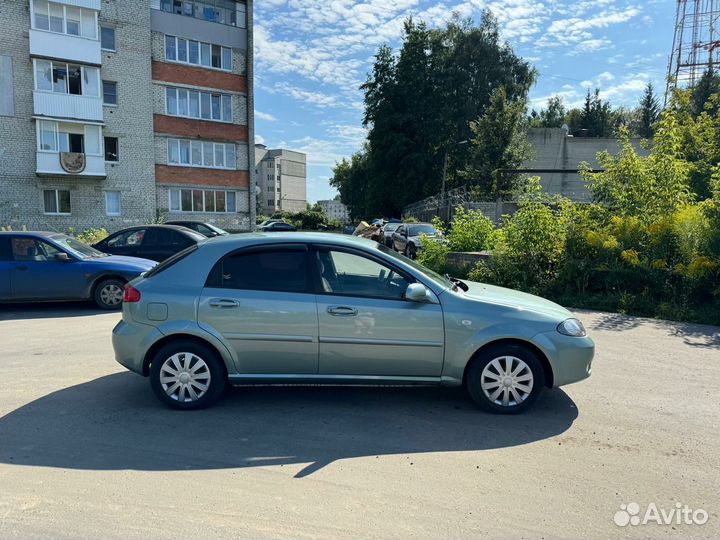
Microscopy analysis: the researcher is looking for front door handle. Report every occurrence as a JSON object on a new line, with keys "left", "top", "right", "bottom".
{"left": 327, "top": 306, "right": 358, "bottom": 316}
{"left": 209, "top": 298, "right": 239, "bottom": 308}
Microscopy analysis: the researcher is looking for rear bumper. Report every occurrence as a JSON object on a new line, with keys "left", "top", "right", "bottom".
{"left": 533, "top": 331, "right": 595, "bottom": 388}
{"left": 112, "top": 319, "right": 163, "bottom": 375}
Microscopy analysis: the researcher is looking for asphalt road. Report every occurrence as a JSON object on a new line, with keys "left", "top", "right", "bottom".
{"left": 0, "top": 303, "right": 718, "bottom": 539}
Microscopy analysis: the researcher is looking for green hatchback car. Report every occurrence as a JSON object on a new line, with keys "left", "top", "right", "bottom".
{"left": 112, "top": 233, "right": 594, "bottom": 413}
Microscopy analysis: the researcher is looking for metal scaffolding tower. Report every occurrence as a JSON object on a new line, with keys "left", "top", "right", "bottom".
{"left": 666, "top": 0, "right": 720, "bottom": 98}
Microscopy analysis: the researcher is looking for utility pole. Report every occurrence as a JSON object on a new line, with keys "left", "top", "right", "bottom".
{"left": 438, "top": 140, "right": 468, "bottom": 221}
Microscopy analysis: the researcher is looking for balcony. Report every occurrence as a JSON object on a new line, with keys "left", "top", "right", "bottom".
{"left": 36, "top": 151, "right": 106, "bottom": 178}
{"left": 34, "top": 92, "right": 103, "bottom": 122}
{"left": 29, "top": 29, "right": 101, "bottom": 65}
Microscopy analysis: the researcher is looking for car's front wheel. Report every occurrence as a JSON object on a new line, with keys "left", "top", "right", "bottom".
{"left": 465, "top": 343, "right": 545, "bottom": 414}
{"left": 405, "top": 244, "right": 417, "bottom": 259}
{"left": 150, "top": 340, "right": 226, "bottom": 410}
{"left": 93, "top": 278, "right": 125, "bottom": 310}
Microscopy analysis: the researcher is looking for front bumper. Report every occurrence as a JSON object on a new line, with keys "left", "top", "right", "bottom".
{"left": 112, "top": 319, "right": 163, "bottom": 376}
{"left": 533, "top": 330, "right": 595, "bottom": 388}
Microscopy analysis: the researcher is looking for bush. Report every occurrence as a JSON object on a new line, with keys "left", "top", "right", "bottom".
{"left": 68, "top": 227, "right": 108, "bottom": 244}
{"left": 446, "top": 206, "right": 496, "bottom": 252}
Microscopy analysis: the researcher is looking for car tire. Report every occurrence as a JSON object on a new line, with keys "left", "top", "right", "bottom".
{"left": 93, "top": 278, "right": 125, "bottom": 310}
{"left": 465, "top": 343, "right": 545, "bottom": 414}
{"left": 150, "top": 340, "right": 226, "bottom": 410}
{"left": 406, "top": 244, "right": 417, "bottom": 259}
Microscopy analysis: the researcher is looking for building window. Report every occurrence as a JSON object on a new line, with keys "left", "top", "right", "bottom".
{"left": 100, "top": 26, "right": 115, "bottom": 51}
{"left": 104, "top": 137, "right": 118, "bottom": 161}
{"left": 165, "top": 87, "right": 232, "bottom": 122}
{"left": 105, "top": 191, "right": 121, "bottom": 216}
{"left": 168, "top": 189, "right": 237, "bottom": 213}
{"left": 103, "top": 81, "right": 117, "bottom": 105}
{"left": 43, "top": 189, "right": 71, "bottom": 214}
{"left": 164, "top": 35, "right": 232, "bottom": 71}
{"left": 34, "top": 60, "right": 99, "bottom": 97}
{"left": 267, "top": 199, "right": 274, "bottom": 207}
{"left": 33, "top": 0, "right": 97, "bottom": 39}
{"left": 160, "top": 0, "right": 246, "bottom": 28}
{"left": 167, "top": 138, "right": 235, "bottom": 169}
{"left": 37, "top": 121, "right": 102, "bottom": 156}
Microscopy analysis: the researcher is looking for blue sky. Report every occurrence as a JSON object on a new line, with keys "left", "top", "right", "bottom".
{"left": 253, "top": 0, "right": 674, "bottom": 203}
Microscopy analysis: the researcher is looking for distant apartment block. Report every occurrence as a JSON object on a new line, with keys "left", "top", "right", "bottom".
{"left": 317, "top": 199, "right": 349, "bottom": 223}
{"left": 254, "top": 144, "right": 307, "bottom": 214}
{"left": 0, "top": 0, "right": 254, "bottom": 232}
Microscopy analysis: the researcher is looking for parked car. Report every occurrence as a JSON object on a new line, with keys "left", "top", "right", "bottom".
{"left": 379, "top": 222, "right": 402, "bottom": 247}
{"left": 92, "top": 225, "right": 206, "bottom": 262}
{"left": 113, "top": 232, "right": 594, "bottom": 413}
{"left": 165, "top": 221, "right": 229, "bottom": 238}
{"left": 0, "top": 231, "right": 155, "bottom": 309}
{"left": 392, "top": 223, "right": 440, "bottom": 258}
{"left": 258, "top": 221, "right": 297, "bottom": 232}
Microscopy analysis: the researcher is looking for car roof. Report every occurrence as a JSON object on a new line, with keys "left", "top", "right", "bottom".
{"left": 205, "top": 231, "right": 376, "bottom": 249}
{"left": 0, "top": 231, "right": 67, "bottom": 238}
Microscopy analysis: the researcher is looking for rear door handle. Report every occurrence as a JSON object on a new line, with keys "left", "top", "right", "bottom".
{"left": 209, "top": 298, "right": 239, "bottom": 308}
{"left": 327, "top": 306, "right": 358, "bottom": 316}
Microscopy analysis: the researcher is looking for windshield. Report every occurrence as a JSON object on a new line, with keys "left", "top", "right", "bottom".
{"left": 409, "top": 224, "right": 437, "bottom": 236}
{"left": 51, "top": 235, "right": 107, "bottom": 258}
{"left": 377, "top": 243, "right": 453, "bottom": 289}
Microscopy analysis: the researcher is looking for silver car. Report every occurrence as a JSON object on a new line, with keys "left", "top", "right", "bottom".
{"left": 112, "top": 233, "right": 594, "bottom": 413}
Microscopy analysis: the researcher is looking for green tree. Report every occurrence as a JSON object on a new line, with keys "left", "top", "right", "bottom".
{"left": 348, "top": 12, "right": 535, "bottom": 217}
{"left": 530, "top": 95, "right": 566, "bottom": 128}
{"left": 691, "top": 68, "right": 720, "bottom": 116}
{"left": 579, "top": 89, "right": 613, "bottom": 137}
{"left": 462, "top": 86, "right": 532, "bottom": 196}
{"left": 637, "top": 82, "right": 660, "bottom": 138}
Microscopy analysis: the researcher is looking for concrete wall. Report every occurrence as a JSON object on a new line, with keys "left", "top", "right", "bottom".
{"left": 523, "top": 128, "right": 649, "bottom": 202}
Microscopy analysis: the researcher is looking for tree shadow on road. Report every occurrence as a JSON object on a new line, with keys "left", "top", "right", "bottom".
{"left": 0, "top": 302, "right": 106, "bottom": 321}
{"left": 0, "top": 373, "right": 578, "bottom": 477}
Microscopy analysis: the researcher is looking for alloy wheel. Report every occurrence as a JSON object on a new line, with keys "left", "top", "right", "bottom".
{"left": 99, "top": 283, "right": 123, "bottom": 307}
{"left": 480, "top": 356, "right": 534, "bottom": 407}
{"left": 159, "top": 352, "right": 212, "bottom": 403}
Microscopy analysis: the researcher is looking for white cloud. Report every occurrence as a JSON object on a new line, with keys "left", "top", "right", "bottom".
{"left": 255, "top": 110, "right": 277, "bottom": 122}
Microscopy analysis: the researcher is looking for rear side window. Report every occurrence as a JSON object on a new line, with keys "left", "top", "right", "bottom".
{"left": 206, "top": 249, "right": 310, "bottom": 293}
{"left": 143, "top": 245, "right": 197, "bottom": 278}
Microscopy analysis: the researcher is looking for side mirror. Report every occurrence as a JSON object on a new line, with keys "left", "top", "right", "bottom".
{"left": 55, "top": 252, "right": 72, "bottom": 262}
{"left": 405, "top": 282, "right": 430, "bottom": 302}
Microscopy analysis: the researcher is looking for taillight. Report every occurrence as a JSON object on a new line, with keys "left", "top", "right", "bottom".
{"left": 123, "top": 284, "right": 141, "bottom": 303}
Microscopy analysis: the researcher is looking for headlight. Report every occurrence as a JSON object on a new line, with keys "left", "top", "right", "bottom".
{"left": 557, "top": 318, "right": 586, "bottom": 337}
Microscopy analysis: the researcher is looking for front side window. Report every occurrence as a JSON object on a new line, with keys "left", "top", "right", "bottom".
{"left": 43, "top": 189, "right": 71, "bottom": 214}
{"left": 107, "top": 229, "right": 145, "bottom": 247}
{"left": 317, "top": 250, "right": 411, "bottom": 299}
{"left": 11, "top": 237, "right": 63, "bottom": 262}
{"left": 209, "top": 249, "right": 310, "bottom": 293}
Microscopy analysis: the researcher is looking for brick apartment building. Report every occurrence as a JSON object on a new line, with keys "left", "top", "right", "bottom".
{"left": 0, "top": 0, "right": 254, "bottom": 233}
{"left": 254, "top": 144, "right": 307, "bottom": 214}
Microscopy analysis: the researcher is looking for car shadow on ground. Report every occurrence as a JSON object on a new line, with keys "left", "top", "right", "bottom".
{"left": 0, "top": 373, "right": 577, "bottom": 477}
{"left": 0, "top": 302, "right": 107, "bottom": 321}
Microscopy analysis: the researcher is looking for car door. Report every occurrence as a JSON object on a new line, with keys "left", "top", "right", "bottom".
{"left": 313, "top": 246, "right": 444, "bottom": 378}
{"left": 98, "top": 228, "right": 146, "bottom": 258}
{"left": 141, "top": 229, "right": 192, "bottom": 262}
{"left": 197, "top": 244, "right": 319, "bottom": 375}
{"left": 9, "top": 236, "right": 85, "bottom": 300}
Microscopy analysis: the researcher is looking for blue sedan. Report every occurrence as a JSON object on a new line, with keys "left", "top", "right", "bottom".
{"left": 0, "top": 231, "right": 156, "bottom": 310}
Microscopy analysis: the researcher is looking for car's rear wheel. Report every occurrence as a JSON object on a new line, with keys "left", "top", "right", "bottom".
{"left": 405, "top": 244, "right": 417, "bottom": 259}
{"left": 465, "top": 343, "right": 545, "bottom": 414}
{"left": 150, "top": 340, "right": 226, "bottom": 410}
{"left": 93, "top": 278, "right": 125, "bottom": 310}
